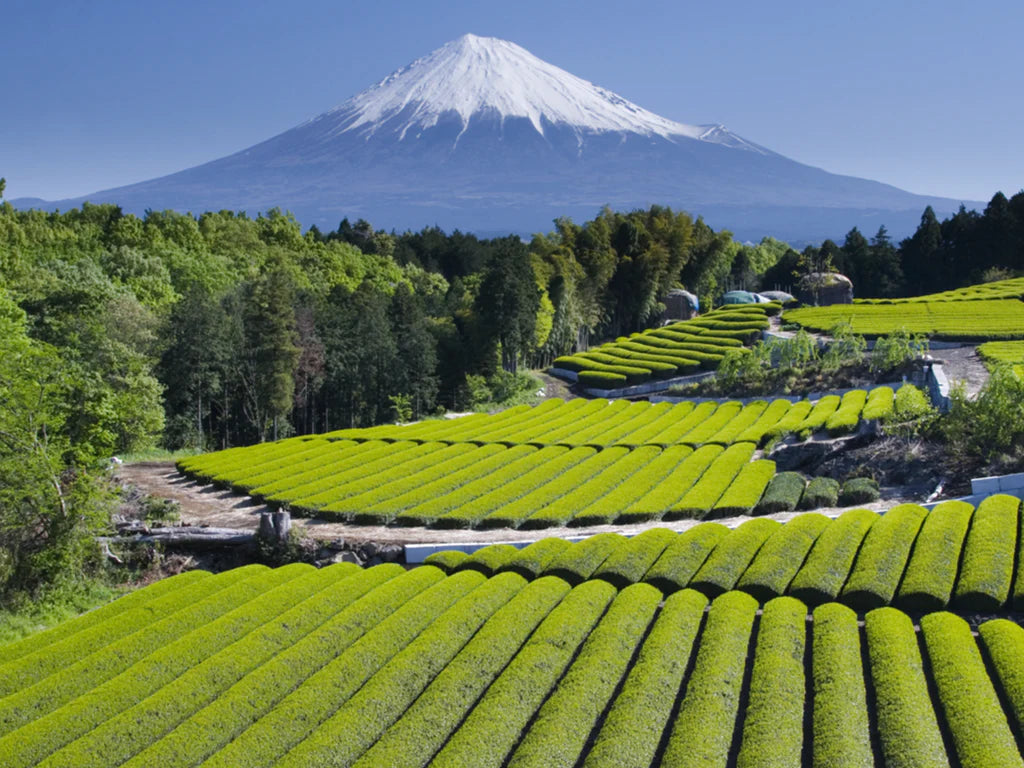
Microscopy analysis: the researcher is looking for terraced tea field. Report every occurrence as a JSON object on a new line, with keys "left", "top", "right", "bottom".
{"left": 785, "top": 297, "right": 1024, "bottom": 340}
{"left": 178, "top": 389, "right": 894, "bottom": 529}
{"left": 551, "top": 304, "right": 776, "bottom": 388}
{"left": 4, "top": 496, "right": 1024, "bottom": 767}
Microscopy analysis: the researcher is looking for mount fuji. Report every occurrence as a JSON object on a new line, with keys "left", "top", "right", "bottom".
{"left": 15, "top": 34, "right": 975, "bottom": 241}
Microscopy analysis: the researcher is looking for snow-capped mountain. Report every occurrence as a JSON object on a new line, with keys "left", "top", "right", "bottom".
{"left": 15, "top": 34, "right": 973, "bottom": 241}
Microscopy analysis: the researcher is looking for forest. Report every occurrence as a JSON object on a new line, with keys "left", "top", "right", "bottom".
{"left": 0, "top": 182, "right": 1022, "bottom": 600}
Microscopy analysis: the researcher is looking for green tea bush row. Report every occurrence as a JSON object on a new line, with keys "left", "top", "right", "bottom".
{"left": 864, "top": 608, "right": 953, "bottom": 767}
{"left": 826, "top": 389, "right": 868, "bottom": 435}
{"left": 710, "top": 459, "right": 776, "bottom": 517}
{"left": 810, "top": 603, "right": 873, "bottom": 768}
{"left": 978, "top": 619, "right": 1024, "bottom": 738}
{"left": 570, "top": 446, "right": 685, "bottom": 527}
{"left": 671, "top": 442, "right": 756, "bottom": 519}
{"left": 497, "top": 538, "right": 572, "bottom": 579}
{"left": 676, "top": 401, "right": 743, "bottom": 445}
{"left": 841, "top": 504, "right": 927, "bottom": 611}
{"left": 799, "top": 476, "right": 840, "bottom": 509}
{"left": 582, "top": 589, "right": 708, "bottom": 768}
{"left": 736, "top": 513, "right": 830, "bottom": 602}
{"left": 896, "top": 500, "right": 973, "bottom": 611}
{"left": 788, "top": 509, "right": 877, "bottom": 605}
{"left": 755, "top": 471, "right": 806, "bottom": 514}
{"left": 591, "top": 528, "right": 677, "bottom": 588}
{"left": 201, "top": 570, "right": 484, "bottom": 768}
{"left": 644, "top": 522, "right": 730, "bottom": 593}
{"left": 429, "top": 580, "right": 617, "bottom": 768}
{"left": 689, "top": 518, "right": 780, "bottom": 597}
{"left": 124, "top": 565, "right": 435, "bottom": 767}
{"left": 796, "top": 395, "right": 841, "bottom": 438}
{"left": 0, "top": 569, "right": 213, "bottom": 695}
{"left": 705, "top": 399, "right": 767, "bottom": 444}
{"left": 351, "top": 576, "right": 572, "bottom": 768}
{"left": 40, "top": 563, "right": 364, "bottom": 768}
{"left": 953, "top": 494, "right": 1018, "bottom": 611}
{"left": 543, "top": 533, "right": 627, "bottom": 585}
{"left": 861, "top": 385, "right": 895, "bottom": 420}
{"left": 735, "top": 398, "right": 795, "bottom": 444}
{"left": 506, "top": 584, "right": 662, "bottom": 768}
{"left": 0, "top": 564, "right": 300, "bottom": 763}
{"left": 735, "top": 596, "right": 807, "bottom": 767}
{"left": 838, "top": 477, "right": 879, "bottom": 505}
{"left": 661, "top": 591, "right": 759, "bottom": 767}
{"left": 275, "top": 573, "right": 528, "bottom": 768}
{"left": 920, "top": 612, "right": 1024, "bottom": 768}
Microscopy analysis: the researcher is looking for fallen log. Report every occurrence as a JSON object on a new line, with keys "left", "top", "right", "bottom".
{"left": 99, "top": 527, "right": 255, "bottom": 548}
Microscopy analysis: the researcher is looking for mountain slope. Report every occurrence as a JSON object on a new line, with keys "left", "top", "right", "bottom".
{"left": 14, "top": 34, "right": 975, "bottom": 241}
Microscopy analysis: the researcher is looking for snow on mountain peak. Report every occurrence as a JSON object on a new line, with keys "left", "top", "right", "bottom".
{"left": 328, "top": 34, "right": 710, "bottom": 142}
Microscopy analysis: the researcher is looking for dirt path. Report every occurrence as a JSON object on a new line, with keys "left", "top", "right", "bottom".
{"left": 931, "top": 345, "right": 989, "bottom": 398}
{"left": 117, "top": 461, "right": 902, "bottom": 549}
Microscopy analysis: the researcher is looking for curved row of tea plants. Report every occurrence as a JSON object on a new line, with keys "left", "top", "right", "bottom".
{"left": 427, "top": 495, "right": 1024, "bottom": 614}
{"left": 551, "top": 304, "right": 778, "bottom": 387}
{"left": 4, "top": 560, "right": 1024, "bottom": 766}
{"left": 785, "top": 297, "right": 1024, "bottom": 340}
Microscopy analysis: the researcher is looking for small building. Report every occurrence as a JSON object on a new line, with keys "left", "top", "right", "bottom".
{"left": 795, "top": 272, "right": 853, "bottom": 306}
{"left": 662, "top": 289, "right": 699, "bottom": 321}
{"left": 759, "top": 289, "right": 795, "bottom": 304}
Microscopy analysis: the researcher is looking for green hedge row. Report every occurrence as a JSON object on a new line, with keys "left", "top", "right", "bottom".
{"left": 506, "top": 584, "right": 662, "bottom": 768}
{"left": 796, "top": 395, "right": 841, "bottom": 438}
{"left": 705, "top": 399, "right": 767, "bottom": 444}
{"left": 735, "top": 596, "right": 807, "bottom": 767}
{"left": 864, "top": 607, "right": 952, "bottom": 767}
{"left": 543, "top": 533, "right": 627, "bottom": 585}
{"left": 591, "top": 527, "right": 677, "bottom": 588}
{"left": 978, "top": 618, "right": 1024, "bottom": 739}
{"left": 896, "top": 499, "right": 973, "bottom": 612}
{"left": 581, "top": 589, "right": 708, "bottom": 768}
{"left": 570, "top": 446, "right": 685, "bottom": 527}
{"left": 689, "top": 517, "right": 780, "bottom": 597}
{"left": 676, "top": 401, "right": 743, "bottom": 445}
{"left": 764, "top": 400, "right": 813, "bottom": 440}
{"left": 423, "top": 549, "right": 469, "bottom": 572}
{"left": 433, "top": 446, "right": 583, "bottom": 528}
{"left": 453, "top": 544, "right": 521, "bottom": 576}
{"left": 661, "top": 591, "right": 759, "bottom": 767}
{"left": 841, "top": 503, "right": 927, "bottom": 611}
{"left": 954, "top": 494, "right": 1018, "bottom": 611}
{"left": 671, "top": 442, "right": 756, "bottom": 519}
{"left": 788, "top": 508, "right": 877, "bottom": 605}
{"left": 755, "top": 471, "right": 806, "bottom": 514}
{"left": 710, "top": 459, "right": 776, "bottom": 517}
{"left": 124, "top": 565, "right": 436, "bottom": 767}
{"left": 429, "top": 580, "right": 617, "bottom": 768}
{"left": 799, "top": 476, "right": 840, "bottom": 509}
{"left": 256, "top": 440, "right": 408, "bottom": 502}
{"left": 861, "top": 385, "right": 895, "bottom": 420}
{"left": 838, "top": 477, "right": 879, "bottom": 505}
{"left": 920, "top": 612, "right": 1024, "bottom": 768}
{"left": 0, "top": 569, "right": 214, "bottom": 696}
{"left": 527, "top": 447, "right": 652, "bottom": 528}
{"left": 40, "top": 563, "right": 364, "bottom": 768}
{"left": 483, "top": 448, "right": 624, "bottom": 529}
{"left": 553, "top": 355, "right": 650, "bottom": 384}
{"left": 641, "top": 401, "right": 718, "bottom": 446}
{"left": 734, "top": 398, "right": 794, "bottom": 444}
{"left": 201, "top": 569, "right": 483, "bottom": 768}
{"left": 736, "top": 513, "right": 830, "bottom": 602}
{"left": 810, "top": 602, "right": 873, "bottom": 768}
{"left": 276, "top": 573, "right": 528, "bottom": 767}
{"left": 826, "top": 389, "right": 868, "bottom": 435}
{"left": 497, "top": 538, "right": 572, "bottom": 579}
{"left": 0, "top": 564, "right": 300, "bottom": 764}
{"left": 644, "top": 522, "right": 730, "bottom": 593}
{"left": 393, "top": 445, "right": 550, "bottom": 526}
{"left": 351, "top": 576, "right": 572, "bottom": 768}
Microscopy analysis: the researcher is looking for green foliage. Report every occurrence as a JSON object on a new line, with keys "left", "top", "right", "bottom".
{"left": 838, "top": 476, "right": 879, "bottom": 505}
{"left": 755, "top": 471, "right": 806, "bottom": 514}
{"left": 661, "top": 591, "right": 758, "bottom": 767}
{"left": 643, "top": 522, "right": 729, "bottom": 593}
{"left": 689, "top": 518, "right": 779, "bottom": 597}
{"left": 895, "top": 500, "right": 973, "bottom": 611}
{"left": 978, "top": 619, "right": 1024, "bottom": 740}
{"left": 735, "top": 596, "right": 807, "bottom": 767}
{"left": 821, "top": 322, "right": 867, "bottom": 371}
{"left": 920, "top": 612, "right": 1024, "bottom": 768}
{"left": 841, "top": 504, "right": 927, "bottom": 611}
{"left": 736, "top": 513, "right": 830, "bottom": 602}
{"left": 864, "top": 607, "right": 949, "bottom": 767}
{"left": 788, "top": 509, "right": 877, "bottom": 606}
{"left": 810, "top": 603, "right": 873, "bottom": 768}
{"left": 954, "top": 494, "right": 1018, "bottom": 611}
{"left": 799, "top": 476, "right": 840, "bottom": 509}
{"left": 943, "top": 363, "right": 1024, "bottom": 466}
{"left": 582, "top": 589, "right": 707, "bottom": 768}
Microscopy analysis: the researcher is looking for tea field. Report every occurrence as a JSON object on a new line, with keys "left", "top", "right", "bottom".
{"left": 4, "top": 496, "right": 1024, "bottom": 767}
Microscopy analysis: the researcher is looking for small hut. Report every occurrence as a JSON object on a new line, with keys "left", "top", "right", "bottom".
{"left": 795, "top": 272, "right": 853, "bottom": 306}
{"left": 759, "top": 289, "right": 795, "bottom": 304}
{"left": 662, "top": 289, "right": 699, "bottom": 321}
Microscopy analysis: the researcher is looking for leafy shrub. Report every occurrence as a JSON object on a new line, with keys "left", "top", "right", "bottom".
{"left": 576, "top": 370, "right": 627, "bottom": 389}
{"left": 838, "top": 477, "right": 879, "bottom": 506}
{"left": 943, "top": 364, "right": 1024, "bottom": 465}
{"left": 799, "top": 476, "right": 840, "bottom": 509}
{"left": 755, "top": 471, "right": 806, "bottom": 514}
{"left": 871, "top": 328, "right": 928, "bottom": 373}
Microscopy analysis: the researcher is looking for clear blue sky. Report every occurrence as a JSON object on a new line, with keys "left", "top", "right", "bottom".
{"left": 2, "top": 0, "right": 1020, "bottom": 205}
